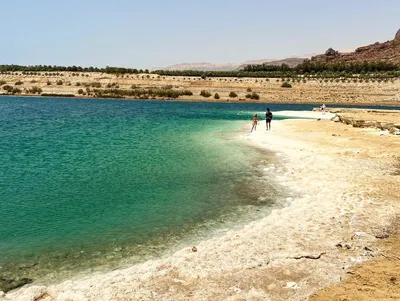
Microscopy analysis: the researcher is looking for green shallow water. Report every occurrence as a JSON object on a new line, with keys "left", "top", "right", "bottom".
{"left": 0, "top": 97, "right": 395, "bottom": 285}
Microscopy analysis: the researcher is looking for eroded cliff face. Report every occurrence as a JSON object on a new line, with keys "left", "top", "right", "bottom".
{"left": 311, "top": 29, "right": 400, "bottom": 65}
{"left": 395, "top": 29, "right": 400, "bottom": 42}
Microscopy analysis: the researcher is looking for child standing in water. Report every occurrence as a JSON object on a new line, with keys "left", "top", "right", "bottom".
{"left": 251, "top": 114, "right": 259, "bottom": 132}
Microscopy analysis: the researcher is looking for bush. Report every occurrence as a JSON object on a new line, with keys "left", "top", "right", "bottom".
{"left": 200, "top": 90, "right": 211, "bottom": 98}
{"left": 0, "top": 80, "right": 6, "bottom": 86}
{"left": 281, "top": 82, "right": 292, "bottom": 88}
{"left": 15, "top": 80, "right": 23, "bottom": 85}
{"left": 251, "top": 92, "right": 260, "bottom": 100}
{"left": 3, "top": 85, "right": 13, "bottom": 92}
{"left": 47, "top": 80, "right": 51, "bottom": 86}
{"left": 246, "top": 87, "right": 252, "bottom": 92}
{"left": 214, "top": 93, "right": 220, "bottom": 100}
{"left": 76, "top": 82, "right": 81, "bottom": 86}
{"left": 28, "top": 86, "right": 42, "bottom": 94}
{"left": 30, "top": 79, "right": 37, "bottom": 84}
{"left": 78, "top": 89, "right": 84, "bottom": 94}
{"left": 229, "top": 91, "right": 238, "bottom": 98}
{"left": 56, "top": 80, "right": 63, "bottom": 85}
{"left": 11, "top": 87, "right": 22, "bottom": 94}
{"left": 245, "top": 92, "right": 260, "bottom": 100}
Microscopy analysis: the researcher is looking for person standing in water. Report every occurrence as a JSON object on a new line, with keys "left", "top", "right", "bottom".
{"left": 265, "top": 108, "right": 273, "bottom": 131}
{"left": 251, "top": 114, "right": 259, "bottom": 132}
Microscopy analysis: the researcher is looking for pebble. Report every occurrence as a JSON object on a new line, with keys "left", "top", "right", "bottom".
{"left": 286, "top": 282, "right": 299, "bottom": 289}
{"left": 375, "top": 233, "right": 389, "bottom": 239}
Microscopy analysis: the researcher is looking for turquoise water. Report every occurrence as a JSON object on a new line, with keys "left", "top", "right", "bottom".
{"left": 0, "top": 97, "right": 396, "bottom": 284}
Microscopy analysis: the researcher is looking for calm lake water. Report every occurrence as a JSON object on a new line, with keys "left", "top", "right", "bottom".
{"left": 0, "top": 96, "right": 396, "bottom": 284}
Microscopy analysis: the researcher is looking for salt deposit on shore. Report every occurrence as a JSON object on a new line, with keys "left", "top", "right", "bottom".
{"left": 273, "top": 110, "right": 335, "bottom": 120}
{"left": 5, "top": 116, "right": 400, "bottom": 301}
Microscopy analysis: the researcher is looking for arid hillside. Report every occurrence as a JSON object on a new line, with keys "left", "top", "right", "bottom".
{"left": 1, "top": 72, "right": 400, "bottom": 106}
{"left": 312, "top": 29, "right": 400, "bottom": 65}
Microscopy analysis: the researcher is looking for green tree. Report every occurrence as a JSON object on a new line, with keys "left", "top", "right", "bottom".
{"left": 281, "top": 82, "right": 292, "bottom": 88}
{"left": 229, "top": 91, "right": 237, "bottom": 98}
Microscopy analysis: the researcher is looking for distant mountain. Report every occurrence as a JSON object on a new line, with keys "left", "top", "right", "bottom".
{"left": 155, "top": 57, "right": 309, "bottom": 72}
{"left": 311, "top": 29, "right": 400, "bottom": 65}
{"left": 236, "top": 57, "right": 307, "bottom": 70}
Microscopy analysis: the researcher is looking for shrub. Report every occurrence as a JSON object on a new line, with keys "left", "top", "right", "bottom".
{"left": 30, "top": 79, "right": 37, "bottom": 84}
{"left": 246, "top": 87, "right": 252, "bottom": 92}
{"left": 229, "top": 91, "right": 238, "bottom": 98}
{"left": 76, "top": 82, "right": 81, "bottom": 86}
{"left": 28, "top": 86, "right": 42, "bottom": 94}
{"left": 251, "top": 92, "right": 260, "bottom": 100}
{"left": 12, "top": 87, "right": 22, "bottom": 94}
{"left": 281, "top": 82, "right": 292, "bottom": 88}
{"left": 56, "top": 80, "right": 63, "bottom": 85}
{"left": 47, "top": 80, "right": 51, "bottom": 85}
{"left": 0, "top": 80, "right": 6, "bottom": 86}
{"left": 214, "top": 93, "right": 220, "bottom": 100}
{"left": 3, "top": 85, "right": 13, "bottom": 92}
{"left": 78, "top": 89, "right": 84, "bottom": 94}
{"left": 200, "top": 90, "right": 211, "bottom": 97}
{"left": 245, "top": 92, "right": 260, "bottom": 100}
{"left": 15, "top": 80, "right": 23, "bottom": 85}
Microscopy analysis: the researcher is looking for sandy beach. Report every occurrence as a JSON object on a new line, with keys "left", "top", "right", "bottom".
{"left": 3, "top": 110, "right": 400, "bottom": 301}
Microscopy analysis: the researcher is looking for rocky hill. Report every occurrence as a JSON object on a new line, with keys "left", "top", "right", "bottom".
{"left": 236, "top": 57, "right": 306, "bottom": 70}
{"left": 311, "top": 29, "right": 400, "bottom": 65}
{"left": 157, "top": 57, "right": 306, "bottom": 71}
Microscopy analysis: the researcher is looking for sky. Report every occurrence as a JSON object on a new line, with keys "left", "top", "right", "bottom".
{"left": 1, "top": 0, "right": 399, "bottom": 69}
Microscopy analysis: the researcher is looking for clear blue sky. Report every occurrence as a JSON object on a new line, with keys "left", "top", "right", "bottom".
{"left": 1, "top": 0, "right": 399, "bottom": 68}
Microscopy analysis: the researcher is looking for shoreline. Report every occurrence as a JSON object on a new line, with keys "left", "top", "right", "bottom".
{"left": 6, "top": 115, "right": 400, "bottom": 300}
{"left": 1, "top": 93, "right": 400, "bottom": 107}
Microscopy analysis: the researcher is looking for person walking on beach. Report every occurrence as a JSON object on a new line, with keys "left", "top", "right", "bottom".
{"left": 265, "top": 108, "right": 273, "bottom": 131}
{"left": 320, "top": 103, "right": 327, "bottom": 114}
{"left": 251, "top": 114, "right": 259, "bottom": 132}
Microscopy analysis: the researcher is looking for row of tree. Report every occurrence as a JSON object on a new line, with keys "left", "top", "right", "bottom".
{"left": 0, "top": 65, "right": 151, "bottom": 74}
{"left": 0, "top": 60, "right": 399, "bottom": 78}
{"left": 244, "top": 60, "right": 399, "bottom": 74}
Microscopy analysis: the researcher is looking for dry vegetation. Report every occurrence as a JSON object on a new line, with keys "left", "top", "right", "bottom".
{"left": 0, "top": 71, "right": 399, "bottom": 106}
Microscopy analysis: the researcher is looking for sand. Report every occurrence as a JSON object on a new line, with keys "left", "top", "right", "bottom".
{"left": 1, "top": 72, "right": 400, "bottom": 106}
{"left": 3, "top": 112, "right": 400, "bottom": 301}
